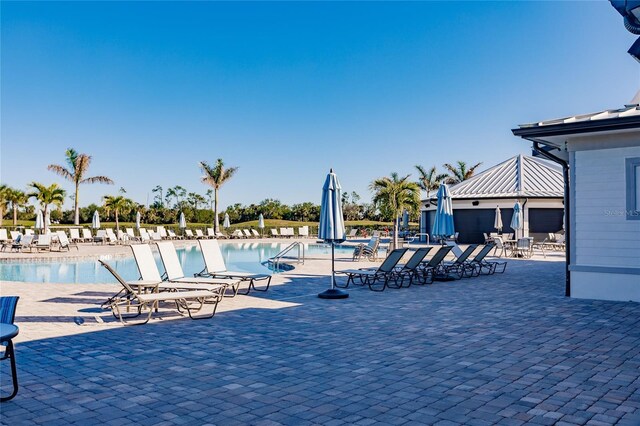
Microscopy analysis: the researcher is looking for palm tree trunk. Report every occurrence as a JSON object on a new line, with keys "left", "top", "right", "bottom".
{"left": 115, "top": 210, "right": 119, "bottom": 234}
{"left": 393, "top": 215, "right": 399, "bottom": 251}
{"left": 214, "top": 189, "right": 219, "bottom": 233}
{"left": 13, "top": 205, "right": 18, "bottom": 225}
{"left": 74, "top": 184, "right": 80, "bottom": 225}
{"left": 43, "top": 206, "right": 48, "bottom": 234}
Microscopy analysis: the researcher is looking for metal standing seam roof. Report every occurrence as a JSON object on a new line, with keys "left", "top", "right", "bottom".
{"left": 424, "top": 155, "right": 564, "bottom": 201}
{"left": 517, "top": 104, "right": 640, "bottom": 129}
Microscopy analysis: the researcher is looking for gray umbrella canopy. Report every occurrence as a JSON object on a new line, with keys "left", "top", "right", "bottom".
{"left": 317, "top": 169, "right": 348, "bottom": 299}
{"left": 258, "top": 213, "right": 264, "bottom": 229}
{"left": 223, "top": 213, "right": 231, "bottom": 229}
{"left": 35, "top": 210, "right": 44, "bottom": 231}
{"left": 494, "top": 206, "right": 503, "bottom": 232}
{"left": 318, "top": 170, "right": 346, "bottom": 243}
{"left": 431, "top": 184, "right": 455, "bottom": 240}
{"left": 135, "top": 211, "right": 141, "bottom": 229}
{"left": 179, "top": 212, "right": 187, "bottom": 229}
{"left": 92, "top": 210, "right": 101, "bottom": 229}
{"left": 510, "top": 201, "right": 523, "bottom": 238}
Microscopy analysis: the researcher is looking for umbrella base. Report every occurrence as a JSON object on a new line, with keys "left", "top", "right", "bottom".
{"left": 318, "top": 289, "right": 349, "bottom": 299}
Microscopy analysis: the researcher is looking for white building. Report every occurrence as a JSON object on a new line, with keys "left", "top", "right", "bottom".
{"left": 513, "top": 104, "right": 640, "bottom": 302}
{"left": 420, "top": 155, "right": 564, "bottom": 244}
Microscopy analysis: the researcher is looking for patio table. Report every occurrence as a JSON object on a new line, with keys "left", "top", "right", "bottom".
{"left": 0, "top": 323, "right": 19, "bottom": 402}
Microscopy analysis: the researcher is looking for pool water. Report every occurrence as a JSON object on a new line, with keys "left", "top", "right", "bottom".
{"left": 0, "top": 242, "right": 366, "bottom": 284}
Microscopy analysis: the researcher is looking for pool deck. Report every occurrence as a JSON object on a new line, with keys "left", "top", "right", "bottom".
{"left": 1, "top": 241, "right": 640, "bottom": 425}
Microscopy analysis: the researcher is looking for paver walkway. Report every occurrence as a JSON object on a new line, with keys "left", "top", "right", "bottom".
{"left": 2, "top": 259, "right": 640, "bottom": 425}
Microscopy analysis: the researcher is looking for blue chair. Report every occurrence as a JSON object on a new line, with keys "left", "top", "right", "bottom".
{"left": 0, "top": 296, "right": 19, "bottom": 402}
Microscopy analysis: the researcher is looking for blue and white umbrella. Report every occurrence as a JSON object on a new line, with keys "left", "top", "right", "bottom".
{"left": 431, "top": 184, "right": 455, "bottom": 241}
{"left": 92, "top": 210, "right": 101, "bottom": 230}
{"left": 223, "top": 213, "right": 230, "bottom": 229}
{"left": 511, "top": 201, "right": 523, "bottom": 239}
{"left": 35, "top": 209, "right": 44, "bottom": 232}
{"left": 179, "top": 212, "right": 187, "bottom": 229}
{"left": 135, "top": 211, "right": 141, "bottom": 229}
{"left": 318, "top": 169, "right": 347, "bottom": 299}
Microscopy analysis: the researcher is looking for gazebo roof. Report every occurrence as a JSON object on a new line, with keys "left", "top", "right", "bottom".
{"left": 425, "top": 155, "right": 564, "bottom": 200}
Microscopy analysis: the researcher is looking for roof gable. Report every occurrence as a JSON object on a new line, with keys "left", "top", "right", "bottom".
{"left": 433, "top": 155, "right": 563, "bottom": 200}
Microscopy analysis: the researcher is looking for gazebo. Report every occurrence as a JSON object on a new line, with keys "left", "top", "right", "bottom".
{"left": 420, "top": 155, "right": 564, "bottom": 244}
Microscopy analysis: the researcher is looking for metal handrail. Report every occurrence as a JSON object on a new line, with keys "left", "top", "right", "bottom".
{"left": 269, "top": 241, "right": 305, "bottom": 271}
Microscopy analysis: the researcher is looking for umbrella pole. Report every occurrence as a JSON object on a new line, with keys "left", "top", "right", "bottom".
{"left": 318, "top": 240, "right": 348, "bottom": 299}
{"left": 331, "top": 242, "right": 335, "bottom": 289}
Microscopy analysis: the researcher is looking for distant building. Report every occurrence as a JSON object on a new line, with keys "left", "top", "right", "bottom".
{"left": 513, "top": 103, "right": 640, "bottom": 302}
{"left": 420, "top": 155, "right": 564, "bottom": 244}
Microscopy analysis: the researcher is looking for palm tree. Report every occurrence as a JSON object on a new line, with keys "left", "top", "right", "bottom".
{"left": 370, "top": 173, "right": 420, "bottom": 250}
{"left": 6, "top": 188, "right": 28, "bottom": 226}
{"left": 103, "top": 195, "right": 133, "bottom": 234}
{"left": 0, "top": 185, "right": 8, "bottom": 227}
{"left": 48, "top": 148, "right": 114, "bottom": 225}
{"left": 415, "top": 165, "right": 448, "bottom": 199}
{"left": 27, "top": 182, "right": 66, "bottom": 233}
{"left": 152, "top": 185, "right": 164, "bottom": 207}
{"left": 200, "top": 159, "right": 238, "bottom": 233}
{"left": 441, "top": 161, "right": 483, "bottom": 185}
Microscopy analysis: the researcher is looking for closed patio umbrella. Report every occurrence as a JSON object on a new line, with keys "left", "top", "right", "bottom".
{"left": 35, "top": 210, "right": 44, "bottom": 234}
{"left": 511, "top": 201, "right": 523, "bottom": 239}
{"left": 258, "top": 213, "right": 264, "bottom": 237}
{"left": 431, "top": 184, "right": 455, "bottom": 242}
{"left": 92, "top": 210, "right": 101, "bottom": 230}
{"left": 135, "top": 211, "right": 141, "bottom": 229}
{"left": 318, "top": 169, "right": 348, "bottom": 299}
{"left": 179, "top": 212, "right": 187, "bottom": 229}
{"left": 494, "top": 206, "right": 503, "bottom": 232}
{"left": 223, "top": 213, "right": 230, "bottom": 229}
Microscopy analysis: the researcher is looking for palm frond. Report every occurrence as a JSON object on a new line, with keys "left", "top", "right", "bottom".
{"left": 47, "top": 164, "right": 74, "bottom": 181}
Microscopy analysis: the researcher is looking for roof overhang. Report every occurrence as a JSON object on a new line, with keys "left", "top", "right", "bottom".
{"left": 512, "top": 114, "right": 640, "bottom": 149}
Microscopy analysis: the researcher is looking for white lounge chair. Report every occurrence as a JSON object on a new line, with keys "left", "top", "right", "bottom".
{"left": 270, "top": 228, "right": 279, "bottom": 237}
{"left": 56, "top": 231, "right": 78, "bottom": 251}
{"left": 346, "top": 229, "right": 358, "bottom": 239}
{"left": 99, "top": 260, "right": 223, "bottom": 325}
{"left": 9, "top": 231, "right": 21, "bottom": 241}
{"left": 24, "top": 229, "right": 34, "bottom": 236}
{"left": 231, "top": 230, "right": 244, "bottom": 239}
{"left": 251, "top": 229, "right": 260, "bottom": 238}
{"left": 195, "top": 229, "right": 206, "bottom": 239}
{"left": 242, "top": 229, "right": 251, "bottom": 238}
{"left": 196, "top": 239, "right": 272, "bottom": 295}
{"left": 0, "top": 229, "right": 9, "bottom": 243}
{"left": 157, "top": 226, "right": 170, "bottom": 240}
{"left": 35, "top": 234, "right": 51, "bottom": 252}
{"left": 69, "top": 228, "right": 83, "bottom": 243}
{"left": 298, "top": 226, "right": 309, "bottom": 238}
{"left": 155, "top": 241, "right": 239, "bottom": 296}
{"left": 185, "top": 229, "right": 195, "bottom": 239}
{"left": 206, "top": 228, "right": 216, "bottom": 239}
{"left": 82, "top": 228, "right": 93, "bottom": 242}
{"left": 105, "top": 229, "right": 118, "bottom": 244}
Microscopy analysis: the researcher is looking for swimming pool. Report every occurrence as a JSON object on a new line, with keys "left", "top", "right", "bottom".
{"left": 0, "top": 242, "right": 369, "bottom": 284}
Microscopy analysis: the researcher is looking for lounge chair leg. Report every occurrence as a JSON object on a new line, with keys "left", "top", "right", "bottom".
{"left": 0, "top": 340, "right": 18, "bottom": 402}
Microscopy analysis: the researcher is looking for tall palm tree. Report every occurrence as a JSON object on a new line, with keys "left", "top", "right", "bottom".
{"left": 0, "top": 185, "right": 8, "bottom": 227}
{"left": 370, "top": 173, "right": 420, "bottom": 250}
{"left": 48, "top": 148, "right": 114, "bottom": 225}
{"left": 27, "top": 182, "right": 66, "bottom": 233}
{"left": 6, "top": 188, "right": 28, "bottom": 226}
{"left": 442, "top": 161, "right": 483, "bottom": 185}
{"left": 152, "top": 185, "right": 164, "bottom": 207}
{"left": 103, "top": 195, "right": 133, "bottom": 234}
{"left": 200, "top": 159, "right": 238, "bottom": 233}
{"left": 415, "top": 165, "right": 448, "bottom": 199}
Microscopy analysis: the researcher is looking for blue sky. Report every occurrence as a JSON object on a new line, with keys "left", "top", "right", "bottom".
{"left": 1, "top": 1, "right": 638, "bottom": 210}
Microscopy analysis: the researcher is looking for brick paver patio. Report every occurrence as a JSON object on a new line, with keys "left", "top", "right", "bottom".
{"left": 2, "top": 259, "right": 640, "bottom": 425}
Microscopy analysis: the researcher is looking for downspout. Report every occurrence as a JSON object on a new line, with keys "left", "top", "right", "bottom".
{"left": 531, "top": 140, "right": 571, "bottom": 297}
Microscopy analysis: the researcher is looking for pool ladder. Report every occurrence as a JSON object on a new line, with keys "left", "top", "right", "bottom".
{"left": 268, "top": 241, "right": 305, "bottom": 271}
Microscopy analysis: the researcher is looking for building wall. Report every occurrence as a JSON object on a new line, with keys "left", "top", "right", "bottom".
{"left": 570, "top": 145, "right": 640, "bottom": 302}
{"left": 421, "top": 198, "right": 563, "bottom": 243}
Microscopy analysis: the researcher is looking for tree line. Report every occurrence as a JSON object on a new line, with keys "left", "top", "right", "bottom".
{"left": 0, "top": 147, "right": 483, "bottom": 234}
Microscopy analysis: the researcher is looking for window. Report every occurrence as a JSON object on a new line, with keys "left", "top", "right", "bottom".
{"left": 626, "top": 157, "right": 640, "bottom": 220}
